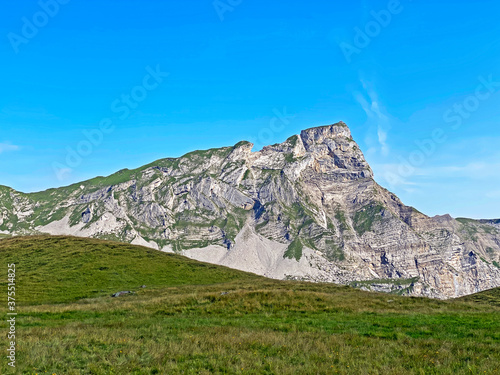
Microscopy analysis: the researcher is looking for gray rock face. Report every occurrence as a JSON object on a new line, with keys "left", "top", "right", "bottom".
{"left": 1, "top": 122, "right": 499, "bottom": 299}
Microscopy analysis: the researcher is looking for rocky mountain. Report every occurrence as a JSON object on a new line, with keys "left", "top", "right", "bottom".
{"left": 1, "top": 122, "right": 499, "bottom": 298}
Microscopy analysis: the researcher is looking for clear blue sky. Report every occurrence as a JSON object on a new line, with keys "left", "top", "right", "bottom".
{"left": 1, "top": 0, "right": 499, "bottom": 219}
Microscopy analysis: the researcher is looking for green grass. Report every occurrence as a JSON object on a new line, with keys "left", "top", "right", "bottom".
{"left": 459, "top": 286, "right": 500, "bottom": 307}
{"left": 349, "top": 277, "right": 419, "bottom": 295}
{"left": 324, "top": 239, "right": 345, "bottom": 261}
{"left": 84, "top": 168, "right": 138, "bottom": 189}
{"left": 285, "top": 134, "right": 299, "bottom": 147}
{"left": 283, "top": 238, "right": 303, "bottom": 261}
{"left": 0, "top": 236, "right": 257, "bottom": 305}
{"left": 480, "top": 225, "right": 498, "bottom": 235}
{"left": 335, "top": 210, "right": 349, "bottom": 232}
{"left": 0, "top": 236, "right": 499, "bottom": 374}
{"left": 182, "top": 145, "right": 234, "bottom": 162}
{"left": 242, "top": 169, "right": 251, "bottom": 181}
{"left": 284, "top": 153, "right": 296, "bottom": 163}
{"left": 353, "top": 203, "right": 385, "bottom": 236}
{"left": 350, "top": 277, "right": 420, "bottom": 287}
{"left": 456, "top": 218, "right": 477, "bottom": 224}
{"left": 455, "top": 218, "right": 499, "bottom": 239}
{"left": 1, "top": 140, "right": 251, "bottom": 235}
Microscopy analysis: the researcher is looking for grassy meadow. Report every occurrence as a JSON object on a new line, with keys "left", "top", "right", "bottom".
{"left": 0, "top": 236, "right": 499, "bottom": 374}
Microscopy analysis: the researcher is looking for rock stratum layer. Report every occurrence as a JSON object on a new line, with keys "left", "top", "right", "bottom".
{"left": 1, "top": 122, "right": 499, "bottom": 298}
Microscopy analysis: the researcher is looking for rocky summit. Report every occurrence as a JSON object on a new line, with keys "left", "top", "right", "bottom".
{"left": 1, "top": 122, "right": 499, "bottom": 298}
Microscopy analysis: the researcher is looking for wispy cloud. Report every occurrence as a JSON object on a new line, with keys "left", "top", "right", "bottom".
{"left": 355, "top": 80, "right": 391, "bottom": 156}
{"left": 373, "top": 158, "right": 500, "bottom": 196}
{"left": 371, "top": 162, "right": 422, "bottom": 193}
{"left": 486, "top": 190, "right": 500, "bottom": 199}
{"left": 0, "top": 142, "right": 20, "bottom": 154}
{"left": 418, "top": 161, "right": 500, "bottom": 180}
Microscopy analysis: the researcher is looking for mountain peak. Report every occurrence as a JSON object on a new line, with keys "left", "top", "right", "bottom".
{"left": 1, "top": 121, "right": 499, "bottom": 299}
{"left": 300, "top": 122, "right": 352, "bottom": 148}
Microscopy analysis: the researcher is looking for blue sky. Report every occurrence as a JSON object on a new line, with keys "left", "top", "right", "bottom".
{"left": 1, "top": 0, "right": 499, "bottom": 219}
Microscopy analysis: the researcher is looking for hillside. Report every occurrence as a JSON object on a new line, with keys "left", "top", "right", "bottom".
{"left": 0, "top": 235, "right": 260, "bottom": 305}
{"left": 0, "top": 236, "right": 498, "bottom": 374}
{"left": 1, "top": 123, "right": 499, "bottom": 298}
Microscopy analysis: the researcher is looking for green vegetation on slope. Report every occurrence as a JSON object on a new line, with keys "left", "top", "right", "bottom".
{"left": 0, "top": 139, "right": 258, "bottom": 237}
{"left": 284, "top": 237, "right": 303, "bottom": 261}
{"left": 324, "top": 239, "right": 345, "bottom": 262}
{"left": 0, "top": 236, "right": 499, "bottom": 374}
{"left": 456, "top": 218, "right": 500, "bottom": 241}
{"left": 0, "top": 236, "right": 258, "bottom": 305}
{"left": 349, "top": 277, "right": 419, "bottom": 295}
{"left": 335, "top": 210, "right": 349, "bottom": 232}
{"left": 353, "top": 203, "right": 385, "bottom": 236}
{"left": 458, "top": 286, "right": 500, "bottom": 307}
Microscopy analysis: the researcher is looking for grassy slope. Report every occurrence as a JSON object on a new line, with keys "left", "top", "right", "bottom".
{"left": 0, "top": 236, "right": 499, "bottom": 374}
{"left": 0, "top": 236, "right": 259, "bottom": 305}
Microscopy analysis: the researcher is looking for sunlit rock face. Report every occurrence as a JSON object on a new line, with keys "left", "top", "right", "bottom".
{"left": 1, "top": 122, "right": 499, "bottom": 299}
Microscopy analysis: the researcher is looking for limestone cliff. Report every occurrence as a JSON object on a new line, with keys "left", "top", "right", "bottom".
{"left": 1, "top": 122, "right": 499, "bottom": 298}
